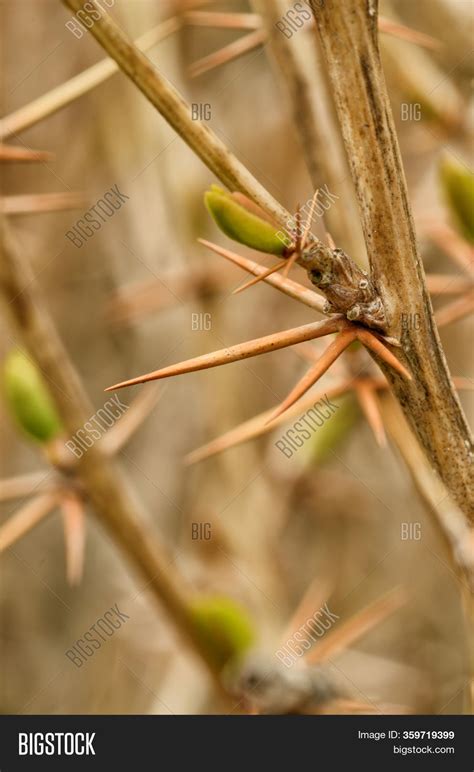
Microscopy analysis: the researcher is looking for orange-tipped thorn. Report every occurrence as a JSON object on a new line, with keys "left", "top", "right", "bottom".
{"left": 355, "top": 381, "right": 387, "bottom": 447}
{"left": 356, "top": 329, "right": 412, "bottom": 381}
{"left": 282, "top": 205, "right": 301, "bottom": 278}
{"left": 198, "top": 239, "right": 326, "bottom": 314}
{"left": 305, "top": 587, "right": 406, "bottom": 665}
{"left": 105, "top": 316, "right": 343, "bottom": 392}
{"left": 189, "top": 15, "right": 440, "bottom": 82}
{"left": 232, "top": 259, "right": 287, "bottom": 294}
{"left": 300, "top": 190, "right": 320, "bottom": 250}
{"left": 378, "top": 15, "right": 442, "bottom": 50}
{"left": 280, "top": 575, "right": 333, "bottom": 645}
{"left": 60, "top": 492, "right": 86, "bottom": 586}
{"left": 268, "top": 329, "right": 357, "bottom": 423}
{"left": 184, "top": 381, "right": 350, "bottom": 464}
{"left": 0, "top": 492, "right": 59, "bottom": 553}
{"left": 452, "top": 376, "right": 474, "bottom": 391}
{"left": 282, "top": 250, "right": 299, "bottom": 279}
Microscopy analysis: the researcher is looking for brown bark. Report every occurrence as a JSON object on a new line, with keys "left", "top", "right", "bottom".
{"left": 310, "top": 0, "right": 473, "bottom": 521}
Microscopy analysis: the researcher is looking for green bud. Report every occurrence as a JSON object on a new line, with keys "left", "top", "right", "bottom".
{"left": 204, "top": 188, "right": 289, "bottom": 255}
{"left": 3, "top": 350, "right": 63, "bottom": 443}
{"left": 191, "top": 595, "right": 255, "bottom": 670}
{"left": 306, "top": 395, "right": 360, "bottom": 465}
{"left": 439, "top": 155, "right": 474, "bottom": 243}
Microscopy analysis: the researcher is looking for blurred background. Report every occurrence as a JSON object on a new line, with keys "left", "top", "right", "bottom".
{"left": 0, "top": 0, "right": 472, "bottom": 714}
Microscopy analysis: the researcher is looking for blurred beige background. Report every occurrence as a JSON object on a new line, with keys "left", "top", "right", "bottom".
{"left": 0, "top": 0, "right": 472, "bottom": 714}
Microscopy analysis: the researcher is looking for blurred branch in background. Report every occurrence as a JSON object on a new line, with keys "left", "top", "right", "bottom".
{"left": 0, "top": 18, "right": 182, "bottom": 141}
{"left": 381, "top": 394, "right": 474, "bottom": 712}
{"left": 381, "top": 395, "right": 473, "bottom": 587}
{"left": 0, "top": 214, "right": 233, "bottom": 702}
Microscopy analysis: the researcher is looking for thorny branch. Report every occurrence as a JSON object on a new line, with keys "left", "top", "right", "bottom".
{"left": 57, "top": 1, "right": 472, "bottom": 517}
{"left": 60, "top": 0, "right": 387, "bottom": 329}
{"left": 310, "top": 0, "right": 473, "bottom": 521}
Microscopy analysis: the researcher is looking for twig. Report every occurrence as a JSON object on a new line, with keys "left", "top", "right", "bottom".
{"left": 186, "top": 9, "right": 442, "bottom": 79}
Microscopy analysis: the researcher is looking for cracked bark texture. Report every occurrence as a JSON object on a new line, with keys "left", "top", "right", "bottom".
{"left": 310, "top": 0, "right": 473, "bottom": 521}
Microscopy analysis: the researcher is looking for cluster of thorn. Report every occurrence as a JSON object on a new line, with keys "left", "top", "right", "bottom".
{"left": 233, "top": 583, "right": 407, "bottom": 715}
{"left": 236, "top": 192, "right": 388, "bottom": 332}
{"left": 105, "top": 187, "right": 473, "bottom": 462}
{"left": 105, "top": 197, "right": 413, "bottom": 435}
